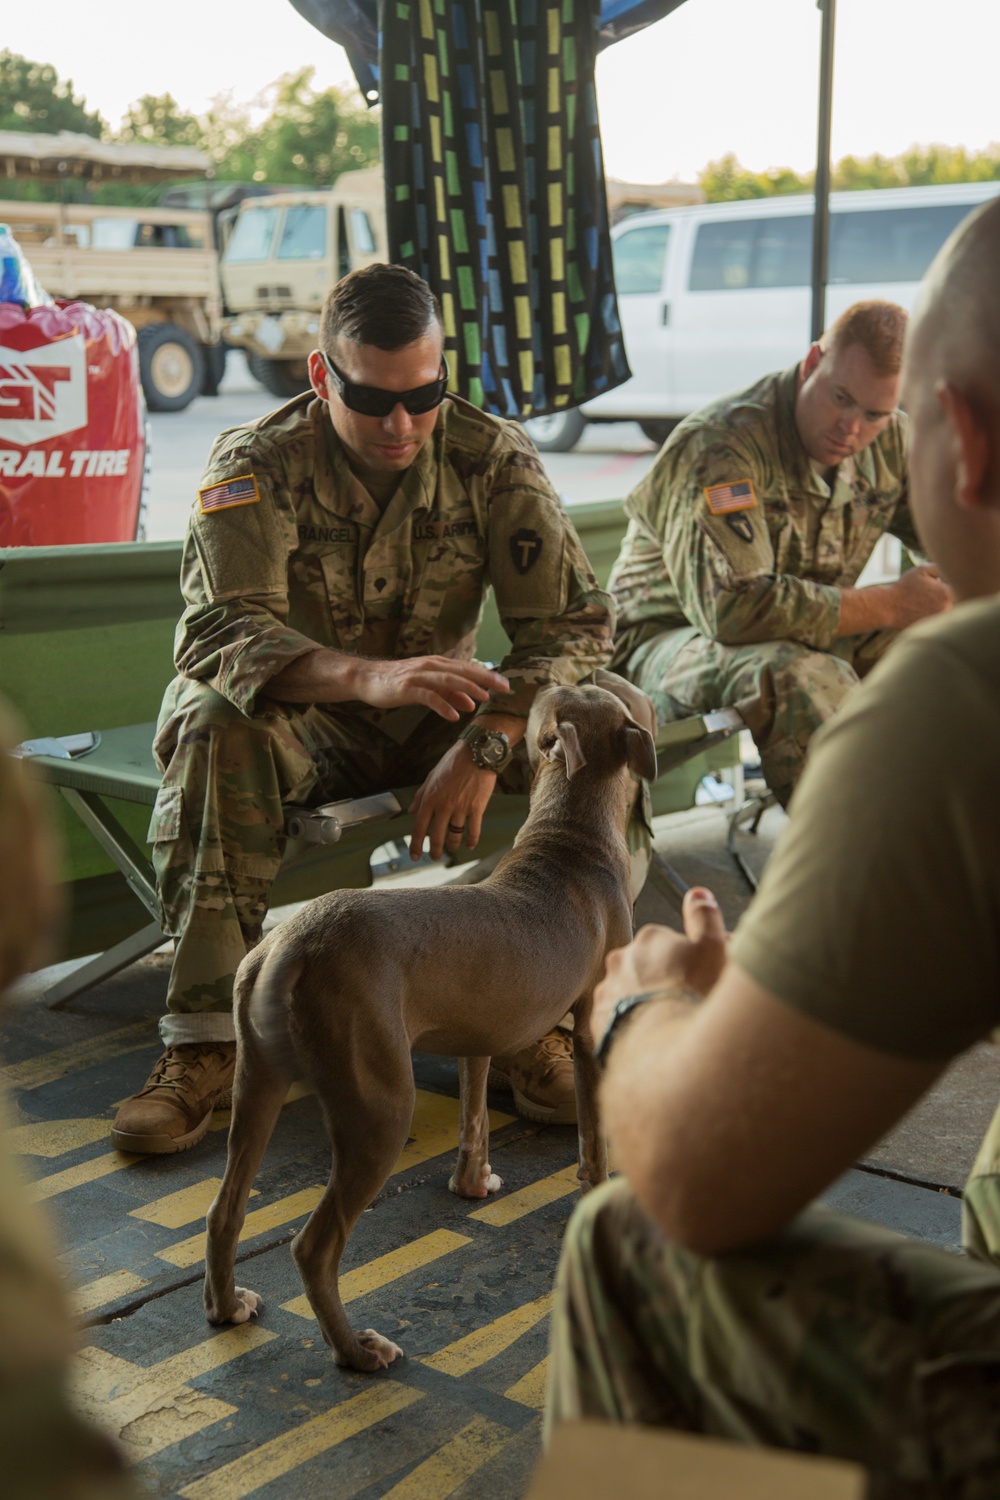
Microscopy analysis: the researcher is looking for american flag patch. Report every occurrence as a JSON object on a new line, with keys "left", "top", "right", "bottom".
{"left": 704, "top": 479, "right": 756, "bottom": 515}
{"left": 198, "top": 474, "right": 260, "bottom": 514}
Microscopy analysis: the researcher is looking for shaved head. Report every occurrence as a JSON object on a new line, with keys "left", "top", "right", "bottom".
{"left": 902, "top": 195, "right": 1000, "bottom": 600}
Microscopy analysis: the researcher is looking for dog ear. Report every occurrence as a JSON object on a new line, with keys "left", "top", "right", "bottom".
{"left": 623, "top": 724, "right": 658, "bottom": 782}
{"left": 541, "top": 720, "right": 588, "bottom": 778}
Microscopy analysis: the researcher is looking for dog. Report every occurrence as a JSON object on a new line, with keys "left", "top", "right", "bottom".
{"left": 202, "top": 671, "right": 657, "bottom": 1372}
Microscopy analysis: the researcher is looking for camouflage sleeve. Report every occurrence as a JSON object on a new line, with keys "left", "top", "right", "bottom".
{"left": 480, "top": 429, "right": 614, "bottom": 718}
{"left": 173, "top": 435, "right": 319, "bottom": 716}
{"left": 650, "top": 431, "right": 842, "bottom": 650}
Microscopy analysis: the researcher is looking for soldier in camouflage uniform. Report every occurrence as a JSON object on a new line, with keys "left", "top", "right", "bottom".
{"left": 111, "top": 265, "right": 617, "bottom": 1154}
{"left": 546, "top": 200, "right": 1000, "bottom": 1497}
{"left": 610, "top": 300, "right": 952, "bottom": 806}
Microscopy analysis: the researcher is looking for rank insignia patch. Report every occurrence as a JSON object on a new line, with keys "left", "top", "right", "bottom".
{"left": 704, "top": 479, "right": 757, "bottom": 515}
{"left": 199, "top": 474, "right": 260, "bottom": 513}
{"left": 510, "top": 528, "right": 543, "bottom": 574}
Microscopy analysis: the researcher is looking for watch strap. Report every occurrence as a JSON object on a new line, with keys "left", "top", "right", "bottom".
{"left": 595, "top": 985, "right": 701, "bottom": 1066}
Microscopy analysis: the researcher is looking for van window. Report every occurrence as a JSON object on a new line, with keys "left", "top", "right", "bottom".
{"left": 689, "top": 220, "right": 755, "bottom": 290}
{"left": 753, "top": 215, "right": 812, "bottom": 287}
{"left": 224, "top": 206, "right": 280, "bottom": 263}
{"left": 830, "top": 203, "right": 972, "bottom": 283}
{"left": 690, "top": 216, "right": 812, "bottom": 290}
{"left": 350, "top": 208, "right": 376, "bottom": 255}
{"left": 613, "top": 223, "right": 671, "bottom": 294}
{"left": 277, "top": 205, "right": 327, "bottom": 261}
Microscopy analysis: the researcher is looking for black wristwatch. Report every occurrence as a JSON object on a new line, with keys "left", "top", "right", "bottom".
{"left": 461, "top": 726, "right": 513, "bottom": 773}
{"left": 595, "top": 986, "right": 700, "bottom": 1066}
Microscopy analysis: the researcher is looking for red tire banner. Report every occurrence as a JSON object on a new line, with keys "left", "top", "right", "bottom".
{"left": 0, "top": 301, "right": 145, "bottom": 546}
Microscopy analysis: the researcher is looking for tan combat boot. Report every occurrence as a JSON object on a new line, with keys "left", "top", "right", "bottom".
{"left": 110, "top": 1042, "right": 236, "bottom": 1154}
{"left": 489, "top": 1027, "right": 576, "bottom": 1125}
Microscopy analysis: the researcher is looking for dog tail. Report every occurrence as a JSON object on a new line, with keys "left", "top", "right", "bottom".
{"left": 246, "top": 938, "right": 304, "bottom": 1082}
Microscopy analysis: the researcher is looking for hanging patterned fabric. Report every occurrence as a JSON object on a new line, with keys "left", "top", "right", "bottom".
{"left": 380, "top": 1, "right": 631, "bottom": 419}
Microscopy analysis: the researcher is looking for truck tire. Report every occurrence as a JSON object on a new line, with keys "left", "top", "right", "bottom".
{"left": 248, "top": 354, "right": 312, "bottom": 399}
{"left": 138, "top": 323, "right": 204, "bottom": 412}
{"left": 201, "top": 341, "right": 228, "bottom": 397}
{"left": 639, "top": 419, "right": 678, "bottom": 448}
{"left": 522, "top": 408, "right": 587, "bottom": 453}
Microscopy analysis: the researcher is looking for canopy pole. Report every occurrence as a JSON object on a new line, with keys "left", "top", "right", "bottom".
{"left": 810, "top": 0, "right": 837, "bottom": 343}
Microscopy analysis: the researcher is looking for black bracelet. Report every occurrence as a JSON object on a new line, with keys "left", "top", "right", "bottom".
{"left": 595, "top": 985, "right": 701, "bottom": 1066}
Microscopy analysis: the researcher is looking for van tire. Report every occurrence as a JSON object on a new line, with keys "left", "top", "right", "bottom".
{"left": 522, "top": 408, "right": 587, "bottom": 453}
{"left": 639, "top": 420, "right": 678, "bottom": 447}
{"left": 248, "top": 354, "right": 312, "bottom": 400}
{"left": 138, "top": 324, "right": 204, "bottom": 412}
{"left": 201, "top": 342, "right": 228, "bottom": 397}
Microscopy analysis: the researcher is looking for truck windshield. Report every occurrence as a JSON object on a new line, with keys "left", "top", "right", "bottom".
{"left": 224, "top": 207, "right": 280, "bottom": 263}
{"left": 277, "top": 206, "right": 327, "bottom": 260}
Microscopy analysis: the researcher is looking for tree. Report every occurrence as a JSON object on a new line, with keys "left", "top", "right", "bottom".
{"left": 699, "top": 145, "right": 1000, "bottom": 202}
{"left": 115, "top": 93, "right": 203, "bottom": 149}
{"left": 0, "top": 50, "right": 105, "bottom": 137}
{"left": 214, "top": 69, "right": 380, "bottom": 185}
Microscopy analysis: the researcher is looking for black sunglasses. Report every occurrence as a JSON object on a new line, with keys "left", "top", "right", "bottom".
{"left": 318, "top": 350, "right": 450, "bottom": 417}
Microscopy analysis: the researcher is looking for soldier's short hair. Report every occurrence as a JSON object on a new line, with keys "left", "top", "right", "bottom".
{"left": 823, "top": 301, "right": 907, "bottom": 378}
{"left": 320, "top": 264, "right": 443, "bottom": 352}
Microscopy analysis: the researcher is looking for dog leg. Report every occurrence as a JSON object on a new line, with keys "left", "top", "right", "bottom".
{"left": 571, "top": 998, "right": 608, "bottom": 1192}
{"left": 204, "top": 1036, "right": 286, "bottom": 1326}
{"left": 449, "top": 1057, "right": 502, "bottom": 1199}
{"left": 291, "top": 1076, "right": 415, "bottom": 1373}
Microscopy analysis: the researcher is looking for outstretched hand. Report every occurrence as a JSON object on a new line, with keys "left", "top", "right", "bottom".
{"left": 592, "top": 887, "right": 729, "bottom": 1041}
{"left": 352, "top": 656, "right": 510, "bottom": 721}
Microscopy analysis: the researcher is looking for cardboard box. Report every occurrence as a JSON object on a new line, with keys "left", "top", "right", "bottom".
{"left": 524, "top": 1422, "right": 866, "bottom": 1499}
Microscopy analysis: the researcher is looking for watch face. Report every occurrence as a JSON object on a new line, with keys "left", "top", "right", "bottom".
{"left": 472, "top": 731, "right": 509, "bottom": 769}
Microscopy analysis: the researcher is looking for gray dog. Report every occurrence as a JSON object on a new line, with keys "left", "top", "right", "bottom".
{"left": 203, "top": 672, "right": 657, "bottom": 1372}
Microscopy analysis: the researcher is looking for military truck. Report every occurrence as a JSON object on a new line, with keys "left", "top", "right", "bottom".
{"left": 0, "top": 131, "right": 223, "bottom": 413}
{"left": 219, "top": 167, "right": 386, "bottom": 398}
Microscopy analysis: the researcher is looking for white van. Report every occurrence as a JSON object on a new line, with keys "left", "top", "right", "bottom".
{"left": 526, "top": 181, "right": 1000, "bottom": 451}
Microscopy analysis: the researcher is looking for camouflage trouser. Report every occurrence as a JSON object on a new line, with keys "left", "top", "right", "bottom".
{"left": 625, "top": 627, "right": 896, "bottom": 807}
{"left": 149, "top": 675, "right": 537, "bottom": 1034}
{"left": 546, "top": 1177, "right": 1000, "bottom": 1498}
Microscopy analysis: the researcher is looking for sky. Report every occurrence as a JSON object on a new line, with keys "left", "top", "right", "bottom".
{"left": 6, "top": 0, "right": 999, "bottom": 184}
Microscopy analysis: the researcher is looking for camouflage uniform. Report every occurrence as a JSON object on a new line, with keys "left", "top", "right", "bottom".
{"left": 547, "top": 1178, "right": 1000, "bottom": 1499}
{"left": 609, "top": 366, "right": 917, "bottom": 805}
{"left": 151, "top": 392, "right": 614, "bottom": 1033}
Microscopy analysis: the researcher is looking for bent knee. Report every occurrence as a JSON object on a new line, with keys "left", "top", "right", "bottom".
{"left": 761, "top": 643, "right": 860, "bottom": 717}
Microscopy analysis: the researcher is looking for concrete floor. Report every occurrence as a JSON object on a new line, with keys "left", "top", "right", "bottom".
{"left": 3, "top": 798, "right": 993, "bottom": 1496}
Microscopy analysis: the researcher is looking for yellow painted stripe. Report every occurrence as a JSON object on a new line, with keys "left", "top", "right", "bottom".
{"left": 469, "top": 1164, "right": 579, "bottom": 1227}
{"left": 281, "top": 1229, "right": 472, "bottom": 1319}
{"left": 383, "top": 1414, "right": 511, "bottom": 1498}
{"left": 72, "top": 1270, "right": 149, "bottom": 1317}
{"left": 422, "top": 1293, "right": 553, "bottom": 1378}
{"left": 9, "top": 1116, "right": 111, "bottom": 1158}
{"left": 1, "top": 1020, "right": 156, "bottom": 1091}
{"left": 28, "top": 1148, "right": 140, "bottom": 1202}
{"left": 160, "top": 1091, "right": 513, "bottom": 1267}
{"left": 505, "top": 1355, "right": 550, "bottom": 1410}
{"left": 179, "top": 1383, "right": 422, "bottom": 1500}
{"left": 392, "top": 1090, "right": 514, "bottom": 1175}
{"left": 158, "top": 1184, "right": 324, "bottom": 1268}
{"left": 75, "top": 1325, "right": 274, "bottom": 1461}
{"left": 131, "top": 1177, "right": 259, "bottom": 1229}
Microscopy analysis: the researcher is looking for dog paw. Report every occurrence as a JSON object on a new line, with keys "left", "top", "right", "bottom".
{"left": 448, "top": 1165, "right": 503, "bottom": 1199}
{"left": 350, "top": 1329, "right": 403, "bottom": 1370}
{"left": 225, "top": 1287, "right": 263, "bottom": 1324}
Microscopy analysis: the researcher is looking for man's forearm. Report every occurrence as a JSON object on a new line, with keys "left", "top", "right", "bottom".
{"left": 836, "top": 583, "right": 899, "bottom": 636}
{"left": 263, "top": 646, "right": 368, "bottom": 704}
